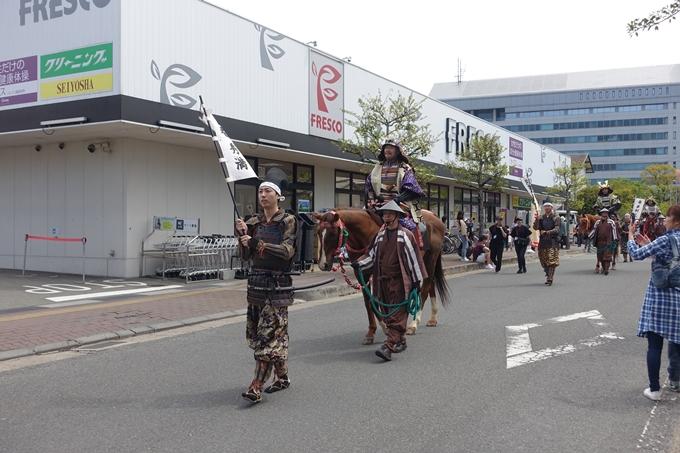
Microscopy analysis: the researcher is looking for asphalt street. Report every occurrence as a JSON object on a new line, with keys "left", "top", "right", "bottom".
{"left": 1, "top": 253, "right": 679, "bottom": 452}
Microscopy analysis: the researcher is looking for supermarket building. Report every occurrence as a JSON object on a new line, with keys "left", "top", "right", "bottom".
{"left": 0, "top": 0, "right": 568, "bottom": 277}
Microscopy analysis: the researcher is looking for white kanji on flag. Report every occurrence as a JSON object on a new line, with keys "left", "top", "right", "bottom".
{"left": 199, "top": 104, "right": 257, "bottom": 183}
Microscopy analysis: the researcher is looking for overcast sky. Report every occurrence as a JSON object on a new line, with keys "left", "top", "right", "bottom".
{"left": 208, "top": 0, "right": 680, "bottom": 95}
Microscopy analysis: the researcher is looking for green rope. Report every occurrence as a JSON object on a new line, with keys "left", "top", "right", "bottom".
{"left": 596, "top": 240, "right": 618, "bottom": 254}
{"left": 357, "top": 269, "right": 422, "bottom": 318}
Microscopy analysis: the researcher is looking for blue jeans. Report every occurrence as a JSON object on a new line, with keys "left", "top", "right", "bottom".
{"left": 646, "top": 332, "right": 680, "bottom": 391}
{"left": 459, "top": 235, "right": 468, "bottom": 259}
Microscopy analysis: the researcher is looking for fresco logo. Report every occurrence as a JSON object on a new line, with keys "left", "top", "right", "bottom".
{"left": 150, "top": 61, "right": 202, "bottom": 109}
{"left": 20, "top": 0, "right": 111, "bottom": 26}
{"left": 312, "top": 62, "right": 341, "bottom": 114}
{"left": 254, "top": 24, "right": 286, "bottom": 71}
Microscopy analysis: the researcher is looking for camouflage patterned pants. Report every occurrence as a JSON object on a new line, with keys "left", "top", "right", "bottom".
{"left": 246, "top": 300, "right": 289, "bottom": 389}
{"left": 538, "top": 247, "right": 560, "bottom": 269}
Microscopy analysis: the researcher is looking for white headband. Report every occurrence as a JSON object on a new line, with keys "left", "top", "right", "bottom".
{"left": 543, "top": 202, "right": 553, "bottom": 207}
{"left": 260, "top": 181, "right": 285, "bottom": 200}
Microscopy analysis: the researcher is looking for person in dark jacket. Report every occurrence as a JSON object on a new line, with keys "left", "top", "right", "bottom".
{"left": 510, "top": 218, "right": 532, "bottom": 273}
{"left": 488, "top": 216, "right": 508, "bottom": 274}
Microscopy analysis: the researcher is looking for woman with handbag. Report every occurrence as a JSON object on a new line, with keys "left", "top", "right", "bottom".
{"left": 628, "top": 204, "right": 680, "bottom": 401}
{"left": 510, "top": 218, "right": 532, "bottom": 274}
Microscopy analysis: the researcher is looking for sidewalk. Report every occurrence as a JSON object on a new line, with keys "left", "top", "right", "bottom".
{"left": 0, "top": 247, "right": 586, "bottom": 361}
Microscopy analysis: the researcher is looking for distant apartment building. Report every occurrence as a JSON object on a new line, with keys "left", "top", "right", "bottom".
{"left": 430, "top": 65, "right": 680, "bottom": 183}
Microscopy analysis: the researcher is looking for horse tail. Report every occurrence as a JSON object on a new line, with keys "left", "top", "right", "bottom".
{"left": 432, "top": 252, "right": 451, "bottom": 308}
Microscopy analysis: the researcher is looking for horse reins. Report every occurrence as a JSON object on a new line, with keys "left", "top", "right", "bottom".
{"left": 319, "top": 211, "right": 370, "bottom": 290}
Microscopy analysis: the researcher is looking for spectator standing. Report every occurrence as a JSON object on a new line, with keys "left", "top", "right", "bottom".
{"left": 488, "top": 216, "right": 508, "bottom": 274}
{"left": 628, "top": 205, "right": 680, "bottom": 401}
{"left": 457, "top": 211, "right": 469, "bottom": 262}
{"left": 510, "top": 218, "right": 532, "bottom": 273}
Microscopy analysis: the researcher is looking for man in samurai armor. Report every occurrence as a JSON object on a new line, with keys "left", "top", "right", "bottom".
{"left": 533, "top": 200, "right": 562, "bottom": 286}
{"left": 352, "top": 200, "right": 428, "bottom": 362}
{"left": 593, "top": 181, "right": 622, "bottom": 221}
{"left": 589, "top": 208, "right": 619, "bottom": 275}
{"left": 236, "top": 168, "right": 297, "bottom": 404}
{"left": 641, "top": 198, "right": 661, "bottom": 219}
{"left": 365, "top": 136, "right": 426, "bottom": 243}
{"left": 620, "top": 213, "right": 633, "bottom": 262}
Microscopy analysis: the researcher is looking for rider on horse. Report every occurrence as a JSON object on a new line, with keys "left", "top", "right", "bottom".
{"left": 365, "top": 136, "right": 426, "bottom": 241}
{"left": 593, "top": 181, "right": 622, "bottom": 221}
{"left": 641, "top": 198, "right": 661, "bottom": 219}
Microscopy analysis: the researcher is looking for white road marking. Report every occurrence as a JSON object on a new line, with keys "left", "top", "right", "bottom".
{"left": 506, "top": 310, "right": 624, "bottom": 369}
{"left": 43, "top": 286, "right": 184, "bottom": 303}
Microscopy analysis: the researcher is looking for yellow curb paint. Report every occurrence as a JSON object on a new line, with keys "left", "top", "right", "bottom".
{"left": 0, "top": 287, "right": 227, "bottom": 323}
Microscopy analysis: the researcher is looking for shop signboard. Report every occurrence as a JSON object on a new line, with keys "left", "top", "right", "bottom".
{"left": 309, "top": 51, "right": 343, "bottom": 140}
{"left": 513, "top": 196, "right": 533, "bottom": 208}
{"left": 0, "top": 55, "right": 38, "bottom": 107}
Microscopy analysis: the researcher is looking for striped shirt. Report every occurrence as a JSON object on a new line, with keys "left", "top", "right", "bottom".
{"left": 628, "top": 229, "right": 680, "bottom": 343}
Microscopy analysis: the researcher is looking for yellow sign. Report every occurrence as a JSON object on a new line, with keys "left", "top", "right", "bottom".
{"left": 40, "top": 72, "right": 113, "bottom": 99}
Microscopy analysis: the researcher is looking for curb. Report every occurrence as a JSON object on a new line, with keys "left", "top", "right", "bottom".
{"left": 0, "top": 248, "right": 586, "bottom": 362}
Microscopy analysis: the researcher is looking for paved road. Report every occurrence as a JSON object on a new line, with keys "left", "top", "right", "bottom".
{"left": 1, "top": 252, "right": 679, "bottom": 452}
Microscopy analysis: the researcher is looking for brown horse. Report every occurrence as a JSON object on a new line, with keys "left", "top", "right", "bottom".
{"left": 577, "top": 214, "right": 620, "bottom": 273}
{"left": 312, "top": 207, "right": 451, "bottom": 344}
{"left": 641, "top": 216, "right": 666, "bottom": 241}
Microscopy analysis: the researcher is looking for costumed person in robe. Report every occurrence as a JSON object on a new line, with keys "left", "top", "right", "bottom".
{"left": 589, "top": 208, "right": 619, "bottom": 275}
{"left": 351, "top": 200, "right": 428, "bottom": 362}
{"left": 236, "top": 168, "right": 297, "bottom": 404}
{"left": 620, "top": 213, "right": 633, "bottom": 262}
{"left": 365, "top": 136, "right": 426, "bottom": 244}
{"left": 593, "top": 181, "right": 622, "bottom": 221}
{"left": 533, "top": 200, "right": 562, "bottom": 286}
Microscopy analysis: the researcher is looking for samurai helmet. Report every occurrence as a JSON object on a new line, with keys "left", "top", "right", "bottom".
{"left": 378, "top": 136, "right": 410, "bottom": 164}
{"left": 598, "top": 207, "right": 609, "bottom": 214}
{"left": 597, "top": 180, "right": 613, "bottom": 196}
{"left": 646, "top": 197, "right": 657, "bottom": 205}
{"left": 260, "top": 168, "right": 290, "bottom": 201}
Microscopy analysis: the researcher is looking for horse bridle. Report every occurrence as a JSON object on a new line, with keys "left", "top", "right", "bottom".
{"left": 318, "top": 211, "right": 367, "bottom": 260}
{"left": 319, "top": 212, "right": 348, "bottom": 259}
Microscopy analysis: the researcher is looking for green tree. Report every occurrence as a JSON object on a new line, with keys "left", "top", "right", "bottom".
{"left": 628, "top": 2, "right": 680, "bottom": 36}
{"left": 547, "top": 162, "right": 588, "bottom": 249}
{"left": 334, "top": 90, "right": 441, "bottom": 184}
{"left": 443, "top": 133, "right": 509, "bottom": 228}
{"left": 575, "top": 185, "right": 601, "bottom": 215}
{"left": 640, "top": 164, "right": 677, "bottom": 202}
{"left": 608, "top": 177, "right": 652, "bottom": 214}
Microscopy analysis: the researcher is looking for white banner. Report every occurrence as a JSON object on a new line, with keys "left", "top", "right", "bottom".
{"left": 199, "top": 105, "right": 257, "bottom": 183}
{"left": 632, "top": 198, "right": 645, "bottom": 220}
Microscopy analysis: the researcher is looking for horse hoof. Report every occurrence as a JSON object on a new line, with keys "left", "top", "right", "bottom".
{"left": 426, "top": 320, "right": 438, "bottom": 327}
{"left": 406, "top": 327, "right": 416, "bottom": 335}
{"left": 362, "top": 337, "right": 374, "bottom": 345}
{"left": 594, "top": 270, "right": 600, "bottom": 274}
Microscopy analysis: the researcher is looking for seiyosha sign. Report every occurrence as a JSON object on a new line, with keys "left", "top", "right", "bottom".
{"left": 39, "top": 43, "right": 113, "bottom": 100}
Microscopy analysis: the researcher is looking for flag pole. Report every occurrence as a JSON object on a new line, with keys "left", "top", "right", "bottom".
{"left": 199, "top": 95, "right": 242, "bottom": 223}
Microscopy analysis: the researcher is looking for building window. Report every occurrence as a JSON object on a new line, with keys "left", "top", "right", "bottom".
{"left": 586, "top": 92, "right": 590, "bottom": 100}
{"left": 652, "top": 88, "right": 656, "bottom": 95}
{"left": 475, "top": 109, "right": 494, "bottom": 122}
{"left": 646, "top": 88, "right": 649, "bottom": 96}
{"left": 674, "top": 146, "right": 677, "bottom": 154}
{"left": 674, "top": 117, "right": 677, "bottom": 124}
{"left": 639, "top": 89, "right": 642, "bottom": 96}
{"left": 632, "top": 89, "right": 636, "bottom": 97}
{"left": 612, "top": 91, "right": 616, "bottom": 98}
{"left": 605, "top": 91, "right": 609, "bottom": 99}
{"left": 237, "top": 158, "right": 314, "bottom": 214}
{"left": 496, "top": 108, "right": 505, "bottom": 121}
{"left": 675, "top": 131, "right": 677, "bottom": 139}
{"left": 580, "top": 93, "right": 583, "bottom": 100}
{"left": 335, "top": 170, "right": 365, "bottom": 208}
{"left": 660, "top": 86, "right": 663, "bottom": 95}
{"left": 592, "top": 92, "right": 596, "bottom": 100}
{"left": 618, "top": 90, "right": 622, "bottom": 98}
{"left": 599, "top": 92, "right": 602, "bottom": 99}
{"left": 425, "top": 184, "right": 450, "bottom": 228}
{"left": 454, "top": 188, "right": 480, "bottom": 225}
{"left": 625, "top": 90, "right": 628, "bottom": 97}
{"left": 667, "top": 87, "right": 670, "bottom": 95}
